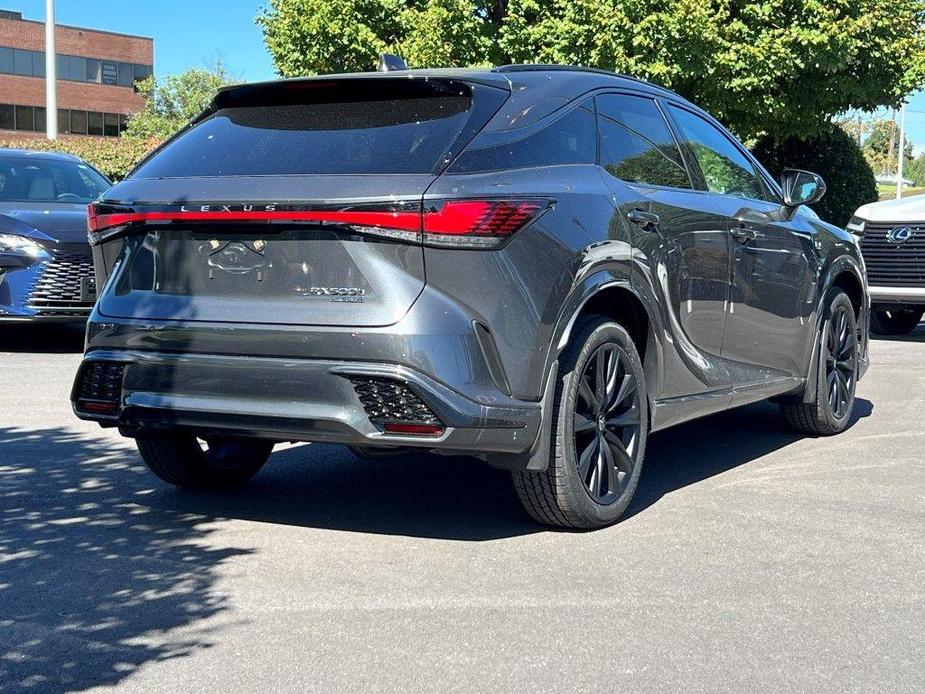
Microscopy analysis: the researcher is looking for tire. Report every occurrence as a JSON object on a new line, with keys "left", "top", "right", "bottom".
{"left": 870, "top": 308, "right": 923, "bottom": 336}
{"left": 512, "top": 315, "right": 648, "bottom": 529}
{"left": 136, "top": 434, "right": 273, "bottom": 489}
{"left": 781, "top": 289, "right": 859, "bottom": 436}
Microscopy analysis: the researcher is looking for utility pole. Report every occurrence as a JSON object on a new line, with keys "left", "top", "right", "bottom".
{"left": 886, "top": 109, "right": 895, "bottom": 175}
{"left": 897, "top": 103, "right": 907, "bottom": 200}
{"left": 45, "top": 0, "right": 57, "bottom": 139}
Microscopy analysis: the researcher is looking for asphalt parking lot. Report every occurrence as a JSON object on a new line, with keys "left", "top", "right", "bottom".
{"left": 1, "top": 323, "right": 923, "bottom": 693}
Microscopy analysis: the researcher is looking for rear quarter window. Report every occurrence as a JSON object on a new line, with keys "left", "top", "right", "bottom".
{"left": 132, "top": 93, "right": 475, "bottom": 178}
{"left": 449, "top": 100, "right": 596, "bottom": 173}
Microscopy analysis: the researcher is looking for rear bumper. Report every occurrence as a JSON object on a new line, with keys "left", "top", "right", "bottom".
{"left": 869, "top": 286, "right": 925, "bottom": 307}
{"left": 72, "top": 350, "right": 543, "bottom": 460}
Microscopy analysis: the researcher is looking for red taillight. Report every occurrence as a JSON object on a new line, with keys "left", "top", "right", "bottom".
{"left": 87, "top": 199, "right": 549, "bottom": 249}
{"left": 422, "top": 199, "right": 547, "bottom": 247}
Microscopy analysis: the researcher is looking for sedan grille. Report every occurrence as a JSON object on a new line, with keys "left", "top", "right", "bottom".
{"left": 28, "top": 249, "right": 95, "bottom": 313}
{"left": 860, "top": 223, "right": 925, "bottom": 287}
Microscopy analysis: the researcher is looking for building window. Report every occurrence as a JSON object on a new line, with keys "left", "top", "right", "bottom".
{"left": 0, "top": 46, "right": 12, "bottom": 73}
{"left": 117, "top": 62, "right": 134, "bottom": 87}
{"left": 14, "top": 105, "right": 34, "bottom": 131}
{"left": 0, "top": 45, "right": 152, "bottom": 88}
{"left": 0, "top": 104, "right": 13, "bottom": 130}
{"left": 104, "top": 113, "right": 120, "bottom": 137}
{"left": 13, "top": 49, "right": 32, "bottom": 76}
{"left": 134, "top": 63, "right": 151, "bottom": 81}
{"left": 1, "top": 103, "right": 129, "bottom": 137}
{"left": 70, "top": 110, "right": 88, "bottom": 135}
{"left": 86, "top": 58, "right": 101, "bottom": 83}
{"left": 68, "top": 55, "right": 87, "bottom": 82}
{"left": 88, "top": 111, "right": 104, "bottom": 136}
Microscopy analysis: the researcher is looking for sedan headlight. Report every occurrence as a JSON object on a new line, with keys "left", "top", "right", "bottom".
{"left": 0, "top": 233, "right": 50, "bottom": 268}
{"left": 846, "top": 217, "right": 866, "bottom": 237}
{"left": 0, "top": 233, "right": 47, "bottom": 259}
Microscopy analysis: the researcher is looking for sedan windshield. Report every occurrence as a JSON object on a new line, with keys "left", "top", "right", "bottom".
{"left": 0, "top": 155, "right": 111, "bottom": 203}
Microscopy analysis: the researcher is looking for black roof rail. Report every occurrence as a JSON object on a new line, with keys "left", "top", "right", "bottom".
{"left": 493, "top": 64, "right": 676, "bottom": 97}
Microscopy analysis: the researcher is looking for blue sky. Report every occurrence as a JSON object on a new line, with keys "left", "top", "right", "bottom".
{"left": 11, "top": 1, "right": 925, "bottom": 152}
{"left": 13, "top": 0, "right": 277, "bottom": 82}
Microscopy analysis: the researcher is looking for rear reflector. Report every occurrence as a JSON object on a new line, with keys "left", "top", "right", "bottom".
{"left": 382, "top": 422, "right": 445, "bottom": 437}
{"left": 73, "top": 361, "right": 126, "bottom": 417}
{"left": 88, "top": 198, "right": 549, "bottom": 249}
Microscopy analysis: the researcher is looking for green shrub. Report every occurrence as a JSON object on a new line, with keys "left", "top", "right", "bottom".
{"left": 0, "top": 135, "right": 161, "bottom": 182}
{"left": 752, "top": 125, "right": 878, "bottom": 228}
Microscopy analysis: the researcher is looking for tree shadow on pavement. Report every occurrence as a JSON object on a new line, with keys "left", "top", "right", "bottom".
{"left": 0, "top": 426, "right": 252, "bottom": 693}
{"left": 0, "top": 399, "right": 876, "bottom": 691}
{"left": 0, "top": 323, "right": 86, "bottom": 354}
{"left": 626, "top": 398, "right": 874, "bottom": 519}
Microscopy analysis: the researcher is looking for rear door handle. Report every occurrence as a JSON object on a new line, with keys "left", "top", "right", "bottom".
{"left": 731, "top": 223, "right": 758, "bottom": 243}
{"left": 627, "top": 209, "right": 660, "bottom": 233}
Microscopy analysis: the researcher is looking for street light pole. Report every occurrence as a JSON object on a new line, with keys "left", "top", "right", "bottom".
{"left": 45, "top": 0, "right": 57, "bottom": 140}
{"left": 896, "top": 102, "right": 906, "bottom": 200}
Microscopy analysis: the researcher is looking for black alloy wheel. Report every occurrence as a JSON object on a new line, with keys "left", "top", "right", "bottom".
{"left": 572, "top": 343, "right": 642, "bottom": 504}
{"left": 824, "top": 301, "right": 857, "bottom": 420}
{"left": 511, "top": 315, "right": 648, "bottom": 529}
{"left": 780, "top": 289, "right": 858, "bottom": 436}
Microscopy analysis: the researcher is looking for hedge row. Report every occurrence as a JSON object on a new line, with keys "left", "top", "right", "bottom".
{"left": 752, "top": 125, "right": 879, "bottom": 228}
{"left": 0, "top": 135, "right": 162, "bottom": 182}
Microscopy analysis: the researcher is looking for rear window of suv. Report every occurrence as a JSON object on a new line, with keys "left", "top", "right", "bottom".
{"left": 132, "top": 86, "right": 479, "bottom": 178}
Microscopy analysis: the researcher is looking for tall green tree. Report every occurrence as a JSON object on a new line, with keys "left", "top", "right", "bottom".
{"left": 257, "top": 0, "right": 925, "bottom": 224}
{"left": 906, "top": 152, "right": 925, "bottom": 186}
{"left": 124, "top": 63, "right": 238, "bottom": 140}
{"left": 257, "top": 0, "right": 925, "bottom": 141}
{"left": 257, "top": 0, "right": 498, "bottom": 75}
{"left": 863, "top": 119, "right": 914, "bottom": 174}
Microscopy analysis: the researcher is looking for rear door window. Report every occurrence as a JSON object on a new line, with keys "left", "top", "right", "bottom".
{"left": 132, "top": 85, "right": 479, "bottom": 178}
{"left": 597, "top": 94, "right": 691, "bottom": 189}
{"left": 450, "top": 100, "right": 596, "bottom": 173}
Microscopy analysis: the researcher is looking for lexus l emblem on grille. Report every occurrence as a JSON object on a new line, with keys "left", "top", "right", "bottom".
{"left": 887, "top": 226, "right": 914, "bottom": 244}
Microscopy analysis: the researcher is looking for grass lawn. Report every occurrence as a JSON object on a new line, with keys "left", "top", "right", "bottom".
{"left": 877, "top": 183, "right": 925, "bottom": 200}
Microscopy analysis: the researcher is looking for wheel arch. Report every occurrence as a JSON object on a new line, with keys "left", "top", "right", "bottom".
{"left": 830, "top": 264, "right": 866, "bottom": 320}
{"left": 801, "top": 253, "right": 869, "bottom": 404}
{"left": 550, "top": 272, "right": 663, "bottom": 409}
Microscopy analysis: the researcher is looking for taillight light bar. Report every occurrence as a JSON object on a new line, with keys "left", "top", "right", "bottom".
{"left": 87, "top": 199, "right": 550, "bottom": 249}
{"left": 422, "top": 199, "right": 547, "bottom": 248}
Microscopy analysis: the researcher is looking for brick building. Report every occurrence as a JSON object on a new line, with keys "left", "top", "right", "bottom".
{"left": 0, "top": 8, "right": 153, "bottom": 138}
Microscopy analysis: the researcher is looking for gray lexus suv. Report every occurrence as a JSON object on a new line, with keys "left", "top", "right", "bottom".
{"left": 73, "top": 65, "right": 870, "bottom": 528}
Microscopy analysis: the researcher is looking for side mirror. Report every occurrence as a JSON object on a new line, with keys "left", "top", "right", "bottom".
{"left": 780, "top": 169, "right": 826, "bottom": 207}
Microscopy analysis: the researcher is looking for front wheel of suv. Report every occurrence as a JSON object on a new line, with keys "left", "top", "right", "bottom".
{"left": 137, "top": 435, "right": 274, "bottom": 489}
{"left": 512, "top": 315, "right": 648, "bottom": 529}
{"left": 870, "top": 308, "right": 923, "bottom": 336}
{"left": 781, "top": 288, "right": 858, "bottom": 436}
